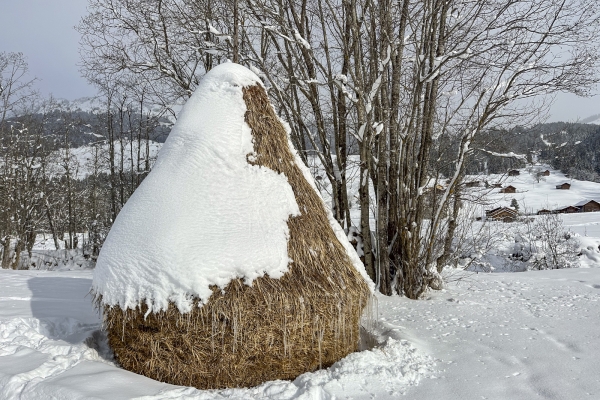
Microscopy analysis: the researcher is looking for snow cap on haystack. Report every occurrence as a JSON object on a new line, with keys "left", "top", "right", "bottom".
{"left": 92, "top": 62, "right": 373, "bottom": 390}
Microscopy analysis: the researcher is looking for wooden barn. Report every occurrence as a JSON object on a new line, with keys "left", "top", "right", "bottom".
{"left": 465, "top": 180, "right": 481, "bottom": 188}
{"left": 508, "top": 169, "right": 520, "bottom": 176}
{"left": 575, "top": 200, "right": 600, "bottom": 213}
{"left": 555, "top": 205, "right": 579, "bottom": 214}
{"left": 537, "top": 209, "right": 552, "bottom": 215}
{"left": 486, "top": 207, "right": 518, "bottom": 222}
{"left": 542, "top": 170, "right": 550, "bottom": 176}
{"left": 500, "top": 185, "right": 516, "bottom": 194}
{"left": 556, "top": 183, "right": 571, "bottom": 190}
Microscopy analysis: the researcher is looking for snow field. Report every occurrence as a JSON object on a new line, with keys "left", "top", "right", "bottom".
{"left": 2, "top": 268, "right": 600, "bottom": 399}
{"left": 46, "top": 139, "right": 162, "bottom": 180}
{"left": 443, "top": 165, "right": 600, "bottom": 271}
{"left": 391, "top": 268, "right": 600, "bottom": 399}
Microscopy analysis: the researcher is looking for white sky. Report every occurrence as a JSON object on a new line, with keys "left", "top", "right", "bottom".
{"left": 0, "top": 0, "right": 598, "bottom": 122}
{"left": 0, "top": 0, "right": 95, "bottom": 100}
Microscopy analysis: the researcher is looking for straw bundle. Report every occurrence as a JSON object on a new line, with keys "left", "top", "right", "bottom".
{"left": 101, "top": 83, "right": 371, "bottom": 389}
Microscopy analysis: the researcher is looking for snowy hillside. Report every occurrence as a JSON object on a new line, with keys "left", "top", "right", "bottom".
{"left": 477, "top": 166, "right": 600, "bottom": 213}
{"left": 456, "top": 166, "right": 600, "bottom": 272}
{"left": 47, "top": 140, "right": 162, "bottom": 179}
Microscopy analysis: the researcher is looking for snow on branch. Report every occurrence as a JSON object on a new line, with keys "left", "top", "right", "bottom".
{"left": 479, "top": 149, "right": 527, "bottom": 160}
{"left": 293, "top": 30, "right": 311, "bottom": 50}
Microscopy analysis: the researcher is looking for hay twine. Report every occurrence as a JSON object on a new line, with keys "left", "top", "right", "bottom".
{"left": 100, "top": 84, "right": 371, "bottom": 390}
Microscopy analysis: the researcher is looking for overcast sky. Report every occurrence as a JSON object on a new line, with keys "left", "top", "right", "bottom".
{"left": 0, "top": 0, "right": 598, "bottom": 122}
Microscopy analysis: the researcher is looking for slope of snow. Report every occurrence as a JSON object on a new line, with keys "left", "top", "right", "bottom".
{"left": 93, "top": 63, "right": 304, "bottom": 313}
{"left": 385, "top": 268, "right": 600, "bottom": 399}
{"left": 2, "top": 267, "right": 600, "bottom": 399}
{"left": 36, "top": 97, "right": 104, "bottom": 115}
{"left": 47, "top": 140, "right": 162, "bottom": 180}
{"left": 458, "top": 166, "right": 600, "bottom": 271}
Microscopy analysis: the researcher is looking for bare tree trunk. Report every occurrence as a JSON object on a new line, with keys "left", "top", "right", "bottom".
{"left": 436, "top": 188, "right": 461, "bottom": 272}
{"left": 233, "top": 0, "right": 239, "bottom": 63}
{"left": 11, "top": 239, "right": 24, "bottom": 270}
{"left": 44, "top": 200, "right": 60, "bottom": 250}
{"left": 388, "top": 0, "right": 410, "bottom": 291}
{"left": 118, "top": 105, "right": 126, "bottom": 208}
{"left": 107, "top": 101, "right": 118, "bottom": 222}
{"left": 349, "top": 0, "right": 375, "bottom": 281}
{"left": 376, "top": 0, "right": 392, "bottom": 296}
{"left": 1, "top": 237, "right": 12, "bottom": 269}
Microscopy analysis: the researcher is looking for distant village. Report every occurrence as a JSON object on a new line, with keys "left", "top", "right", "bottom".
{"left": 468, "top": 169, "right": 600, "bottom": 223}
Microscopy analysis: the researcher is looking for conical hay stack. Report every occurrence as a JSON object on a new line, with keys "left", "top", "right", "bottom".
{"left": 102, "top": 84, "right": 372, "bottom": 390}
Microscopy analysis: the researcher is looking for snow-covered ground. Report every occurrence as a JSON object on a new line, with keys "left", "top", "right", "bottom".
{"left": 0, "top": 269, "right": 431, "bottom": 399}
{"left": 581, "top": 113, "right": 600, "bottom": 124}
{"left": 2, "top": 268, "right": 599, "bottom": 399}
{"left": 387, "top": 268, "right": 600, "bottom": 399}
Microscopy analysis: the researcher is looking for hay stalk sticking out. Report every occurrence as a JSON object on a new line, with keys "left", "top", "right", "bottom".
{"left": 101, "top": 84, "right": 371, "bottom": 390}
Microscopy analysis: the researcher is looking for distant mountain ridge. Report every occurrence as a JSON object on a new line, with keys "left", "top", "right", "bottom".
{"left": 468, "top": 121, "right": 600, "bottom": 182}
{"left": 38, "top": 97, "right": 173, "bottom": 119}
{"left": 581, "top": 113, "right": 600, "bottom": 125}
{"left": 5, "top": 98, "right": 174, "bottom": 149}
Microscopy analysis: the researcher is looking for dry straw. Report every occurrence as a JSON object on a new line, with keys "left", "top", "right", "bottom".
{"left": 101, "top": 84, "right": 371, "bottom": 390}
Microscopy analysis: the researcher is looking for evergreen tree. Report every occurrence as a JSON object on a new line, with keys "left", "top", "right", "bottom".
{"left": 511, "top": 198, "right": 520, "bottom": 211}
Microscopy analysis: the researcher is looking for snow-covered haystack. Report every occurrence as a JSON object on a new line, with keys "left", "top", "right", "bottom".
{"left": 92, "top": 63, "right": 372, "bottom": 390}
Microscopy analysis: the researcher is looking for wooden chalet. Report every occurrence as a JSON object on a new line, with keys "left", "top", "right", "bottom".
{"left": 574, "top": 200, "right": 600, "bottom": 213}
{"left": 555, "top": 205, "right": 579, "bottom": 214}
{"left": 486, "top": 207, "right": 518, "bottom": 222}
{"left": 499, "top": 185, "right": 516, "bottom": 194}
{"left": 465, "top": 180, "right": 481, "bottom": 188}
{"left": 537, "top": 209, "right": 552, "bottom": 215}
{"left": 542, "top": 170, "right": 550, "bottom": 176}
{"left": 556, "top": 182, "right": 571, "bottom": 190}
{"left": 508, "top": 169, "right": 520, "bottom": 177}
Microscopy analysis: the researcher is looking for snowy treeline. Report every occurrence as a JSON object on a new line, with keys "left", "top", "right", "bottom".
{"left": 464, "top": 123, "right": 600, "bottom": 180}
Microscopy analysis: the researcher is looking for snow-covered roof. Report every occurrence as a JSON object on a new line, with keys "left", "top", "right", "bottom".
{"left": 486, "top": 207, "right": 517, "bottom": 216}
{"left": 573, "top": 199, "right": 600, "bottom": 207}
{"left": 555, "top": 205, "right": 579, "bottom": 211}
{"left": 93, "top": 63, "right": 302, "bottom": 313}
